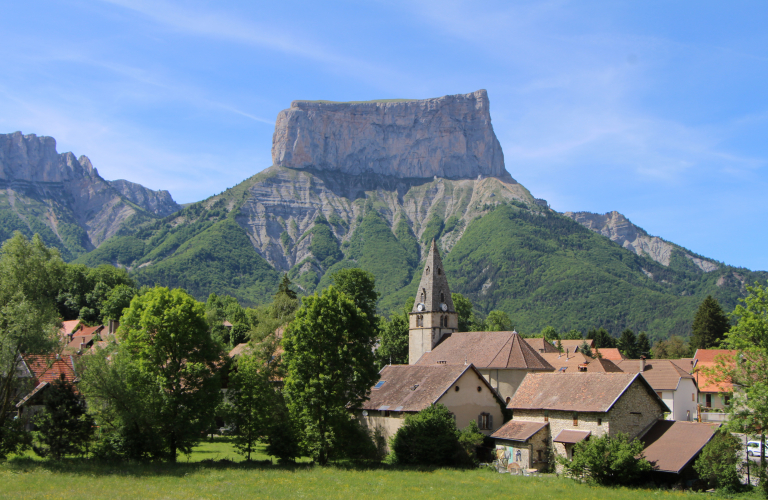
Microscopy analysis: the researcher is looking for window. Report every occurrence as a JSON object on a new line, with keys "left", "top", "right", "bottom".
{"left": 384, "top": 410, "right": 391, "bottom": 417}
{"left": 656, "top": 391, "right": 662, "bottom": 399}
{"left": 374, "top": 381, "right": 386, "bottom": 389}
{"left": 573, "top": 412, "right": 578, "bottom": 426}
{"left": 724, "top": 395, "right": 730, "bottom": 405}
{"left": 426, "top": 266, "right": 430, "bottom": 274}
{"left": 478, "top": 412, "right": 493, "bottom": 430}
{"left": 477, "top": 386, "right": 482, "bottom": 392}
{"left": 536, "top": 450, "right": 543, "bottom": 462}
{"left": 454, "top": 385, "right": 460, "bottom": 392}
{"left": 597, "top": 417, "right": 603, "bottom": 426}
{"left": 505, "top": 397, "right": 511, "bottom": 405}
{"left": 438, "top": 268, "right": 442, "bottom": 275}
{"left": 706, "top": 394, "right": 712, "bottom": 408}
{"left": 692, "top": 393, "right": 695, "bottom": 402}
{"left": 544, "top": 410, "right": 549, "bottom": 422}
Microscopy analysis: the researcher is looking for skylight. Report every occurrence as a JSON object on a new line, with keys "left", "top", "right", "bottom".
{"left": 374, "top": 381, "right": 386, "bottom": 389}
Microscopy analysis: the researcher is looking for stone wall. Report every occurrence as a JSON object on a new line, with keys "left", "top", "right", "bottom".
{"left": 607, "top": 380, "right": 666, "bottom": 437}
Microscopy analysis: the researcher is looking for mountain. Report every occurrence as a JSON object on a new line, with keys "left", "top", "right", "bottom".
{"left": 71, "top": 90, "right": 767, "bottom": 340}
{"left": 0, "top": 131, "right": 180, "bottom": 259}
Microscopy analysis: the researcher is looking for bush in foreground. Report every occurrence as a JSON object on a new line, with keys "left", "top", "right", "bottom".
{"left": 558, "top": 432, "right": 652, "bottom": 485}
{"left": 389, "top": 404, "right": 473, "bottom": 466}
{"left": 694, "top": 429, "right": 742, "bottom": 491}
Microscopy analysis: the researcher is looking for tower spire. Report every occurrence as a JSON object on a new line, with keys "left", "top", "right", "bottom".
{"left": 409, "top": 240, "right": 458, "bottom": 364}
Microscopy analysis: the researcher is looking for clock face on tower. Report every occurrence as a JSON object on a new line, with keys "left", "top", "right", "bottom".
{"left": 417, "top": 303, "right": 425, "bottom": 312}
{"left": 440, "top": 303, "right": 447, "bottom": 311}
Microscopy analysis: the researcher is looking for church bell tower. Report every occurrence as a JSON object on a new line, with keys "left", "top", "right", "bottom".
{"left": 409, "top": 240, "right": 458, "bottom": 364}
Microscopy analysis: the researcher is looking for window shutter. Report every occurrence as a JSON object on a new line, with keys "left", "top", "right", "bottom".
{"left": 477, "top": 414, "right": 482, "bottom": 428}
{"left": 489, "top": 414, "right": 493, "bottom": 430}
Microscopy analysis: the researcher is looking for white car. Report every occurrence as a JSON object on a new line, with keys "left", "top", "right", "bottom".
{"left": 747, "top": 441, "right": 763, "bottom": 457}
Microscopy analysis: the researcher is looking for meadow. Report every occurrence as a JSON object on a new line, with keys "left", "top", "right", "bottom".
{"left": 0, "top": 438, "right": 760, "bottom": 500}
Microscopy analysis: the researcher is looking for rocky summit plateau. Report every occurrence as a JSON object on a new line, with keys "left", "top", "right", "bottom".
{"left": 272, "top": 89, "right": 510, "bottom": 180}
{"left": 5, "top": 91, "right": 766, "bottom": 339}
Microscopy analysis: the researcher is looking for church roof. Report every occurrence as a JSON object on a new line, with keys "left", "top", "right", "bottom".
{"left": 416, "top": 331, "right": 555, "bottom": 370}
{"left": 412, "top": 240, "right": 455, "bottom": 313}
{"left": 523, "top": 337, "right": 559, "bottom": 354}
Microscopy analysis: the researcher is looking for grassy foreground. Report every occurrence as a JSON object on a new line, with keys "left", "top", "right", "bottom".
{"left": 1, "top": 439, "right": 759, "bottom": 500}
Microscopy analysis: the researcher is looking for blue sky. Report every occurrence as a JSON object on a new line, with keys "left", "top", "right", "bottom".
{"left": 1, "top": 1, "right": 767, "bottom": 270}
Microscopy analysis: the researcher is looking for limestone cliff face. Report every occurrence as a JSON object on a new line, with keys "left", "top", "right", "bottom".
{"left": 0, "top": 132, "right": 179, "bottom": 258}
{"left": 233, "top": 166, "right": 534, "bottom": 273}
{"left": 564, "top": 210, "right": 719, "bottom": 273}
{"left": 272, "top": 90, "right": 511, "bottom": 180}
{"left": 109, "top": 179, "right": 180, "bottom": 217}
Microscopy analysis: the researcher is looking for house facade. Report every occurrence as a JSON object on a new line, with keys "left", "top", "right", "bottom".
{"left": 493, "top": 372, "right": 668, "bottom": 472}
{"left": 692, "top": 349, "right": 737, "bottom": 413}
{"left": 357, "top": 363, "right": 505, "bottom": 451}
{"left": 615, "top": 358, "right": 698, "bottom": 421}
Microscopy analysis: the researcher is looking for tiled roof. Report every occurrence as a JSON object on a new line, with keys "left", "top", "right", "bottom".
{"left": 15, "top": 382, "right": 49, "bottom": 407}
{"left": 554, "top": 429, "right": 591, "bottom": 444}
{"left": 540, "top": 352, "right": 623, "bottom": 373}
{"left": 693, "top": 349, "right": 737, "bottom": 393}
{"left": 64, "top": 335, "right": 94, "bottom": 353}
{"left": 59, "top": 320, "right": 80, "bottom": 336}
{"left": 560, "top": 339, "right": 595, "bottom": 352}
{"left": 670, "top": 358, "right": 695, "bottom": 374}
{"left": 615, "top": 359, "right": 694, "bottom": 391}
{"left": 21, "top": 354, "right": 77, "bottom": 384}
{"left": 641, "top": 421, "right": 718, "bottom": 473}
{"left": 417, "top": 331, "right": 554, "bottom": 370}
{"left": 523, "top": 337, "right": 559, "bottom": 354}
{"left": 229, "top": 343, "right": 252, "bottom": 359}
{"left": 362, "top": 364, "right": 499, "bottom": 412}
{"left": 72, "top": 325, "right": 104, "bottom": 338}
{"left": 596, "top": 347, "right": 624, "bottom": 360}
{"left": 491, "top": 421, "right": 548, "bottom": 442}
{"left": 508, "top": 372, "right": 669, "bottom": 413}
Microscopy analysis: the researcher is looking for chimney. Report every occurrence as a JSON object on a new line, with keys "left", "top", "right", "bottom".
{"left": 640, "top": 356, "right": 646, "bottom": 372}
{"left": 566, "top": 348, "right": 570, "bottom": 360}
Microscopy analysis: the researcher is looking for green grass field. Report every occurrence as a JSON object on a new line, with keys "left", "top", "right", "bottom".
{"left": 0, "top": 438, "right": 759, "bottom": 500}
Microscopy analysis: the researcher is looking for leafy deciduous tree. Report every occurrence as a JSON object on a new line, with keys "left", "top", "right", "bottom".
{"left": 283, "top": 285, "right": 378, "bottom": 465}
{"left": 484, "top": 310, "right": 512, "bottom": 332}
{"left": 390, "top": 404, "right": 470, "bottom": 466}
{"left": 558, "top": 432, "right": 652, "bottom": 485}
{"left": 452, "top": 293, "right": 482, "bottom": 332}
{"left": 693, "top": 429, "right": 742, "bottom": 491}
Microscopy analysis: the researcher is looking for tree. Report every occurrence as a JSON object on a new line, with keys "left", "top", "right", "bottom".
{"left": 330, "top": 268, "right": 378, "bottom": 320}
{"left": 377, "top": 305, "right": 409, "bottom": 367}
{"left": 558, "top": 432, "right": 652, "bottom": 485}
{"left": 452, "top": 293, "right": 482, "bottom": 332}
{"left": 32, "top": 380, "right": 93, "bottom": 459}
{"left": 100, "top": 284, "right": 137, "bottom": 322}
{"left": 651, "top": 336, "right": 691, "bottom": 359}
{"left": 617, "top": 329, "right": 638, "bottom": 359}
{"left": 484, "top": 310, "right": 512, "bottom": 332}
{"left": 587, "top": 328, "right": 616, "bottom": 348}
{"left": 578, "top": 340, "right": 593, "bottom": 358}
{"left": 718, "top": 282, "right": 768, "bottom": 490}
{"left": 0, "top": 233, "right": 63, "bottom": 458}
{"left": 87, "top": 287, "right": 223, "bottom": 462}
{"left": 636, "top": 332, "right": 651, "bottom": 358}
{"left": 690, "top": 295, "right": 730, "bottom": 350}
{"left": 282, "top": 285, "right": 379, "bottom": 465}
{"left": 540, "top": 326, "right": 559, "bottom": 342}
{"left": 277, "top": 273, "right": 297, "bottom": 300}
{"left": 562, "top": 329, "right": 584, "bottom": 340}
{"left": 694, "top": 429, "right": 742, "bottom": 491}
{"left": 226, "top": 349, "right": 278, "bottom": 461}
{"left": 390, "top": 404, "right": 469, "bottom": 466}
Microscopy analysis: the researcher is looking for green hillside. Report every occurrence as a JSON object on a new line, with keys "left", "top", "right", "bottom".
{"left": 72, "top": 169, "right": 767, "bottom": 339}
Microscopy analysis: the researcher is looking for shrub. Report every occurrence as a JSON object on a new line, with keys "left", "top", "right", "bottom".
{"left": 389, "top": 404, "right": 470, "bottom": 466}
{"left": 558, "top": 432, "right": 652, "bottom": 485}
{"left": 32, "top": 380, "right": 93, "bottom": 460}
{"left": 694, "top": 430, "right": 742, "bottom": 491}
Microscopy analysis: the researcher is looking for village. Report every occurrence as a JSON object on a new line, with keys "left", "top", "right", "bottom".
{"left": 7, "top": 238, "right": 757, "bottom": 494}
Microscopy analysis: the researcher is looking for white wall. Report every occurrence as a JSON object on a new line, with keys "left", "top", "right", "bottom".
{"left": 672, "top": 378, "right": 698, "bottom": 421}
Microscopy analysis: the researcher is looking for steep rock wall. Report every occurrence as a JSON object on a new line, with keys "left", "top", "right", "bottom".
{"left": 272, "top": 90, "right": 511, "bottom": 180}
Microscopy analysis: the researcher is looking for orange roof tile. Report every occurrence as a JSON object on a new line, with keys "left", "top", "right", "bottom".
{"left": 21, "top": 354, "right": 77, "bottom": 384}
{"left": 59, "top": 320, "right": 80, "bottom": 336}
{"left": 596, "top": 347, "right": 624, "bottom": 361}
{"left": 693, "top": 349, "right": 738, "bottom": 393}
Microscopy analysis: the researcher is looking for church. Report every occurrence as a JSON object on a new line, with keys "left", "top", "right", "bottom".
{"left": 408, "top": 240, "right": 555, "bottom": 403}
{"left": 356, "top": 241, "right": 554, "bottom": 443}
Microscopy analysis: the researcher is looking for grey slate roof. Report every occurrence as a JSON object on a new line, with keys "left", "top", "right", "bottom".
{"left": 412, "top": 240, "right": 455, "bottom": 313}
{"left": 417, "top": 331, "right": 555, "bottom": 370}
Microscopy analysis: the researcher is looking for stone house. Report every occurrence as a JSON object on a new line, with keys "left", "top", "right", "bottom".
{"left": 356, "top": 363, "right": 505, "bottom": 451}
{"left": 616, "top": 358, "right": 698, "bottom": 421}
{"left": 494, "top": 372, "right": 669, "bottom": 471}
